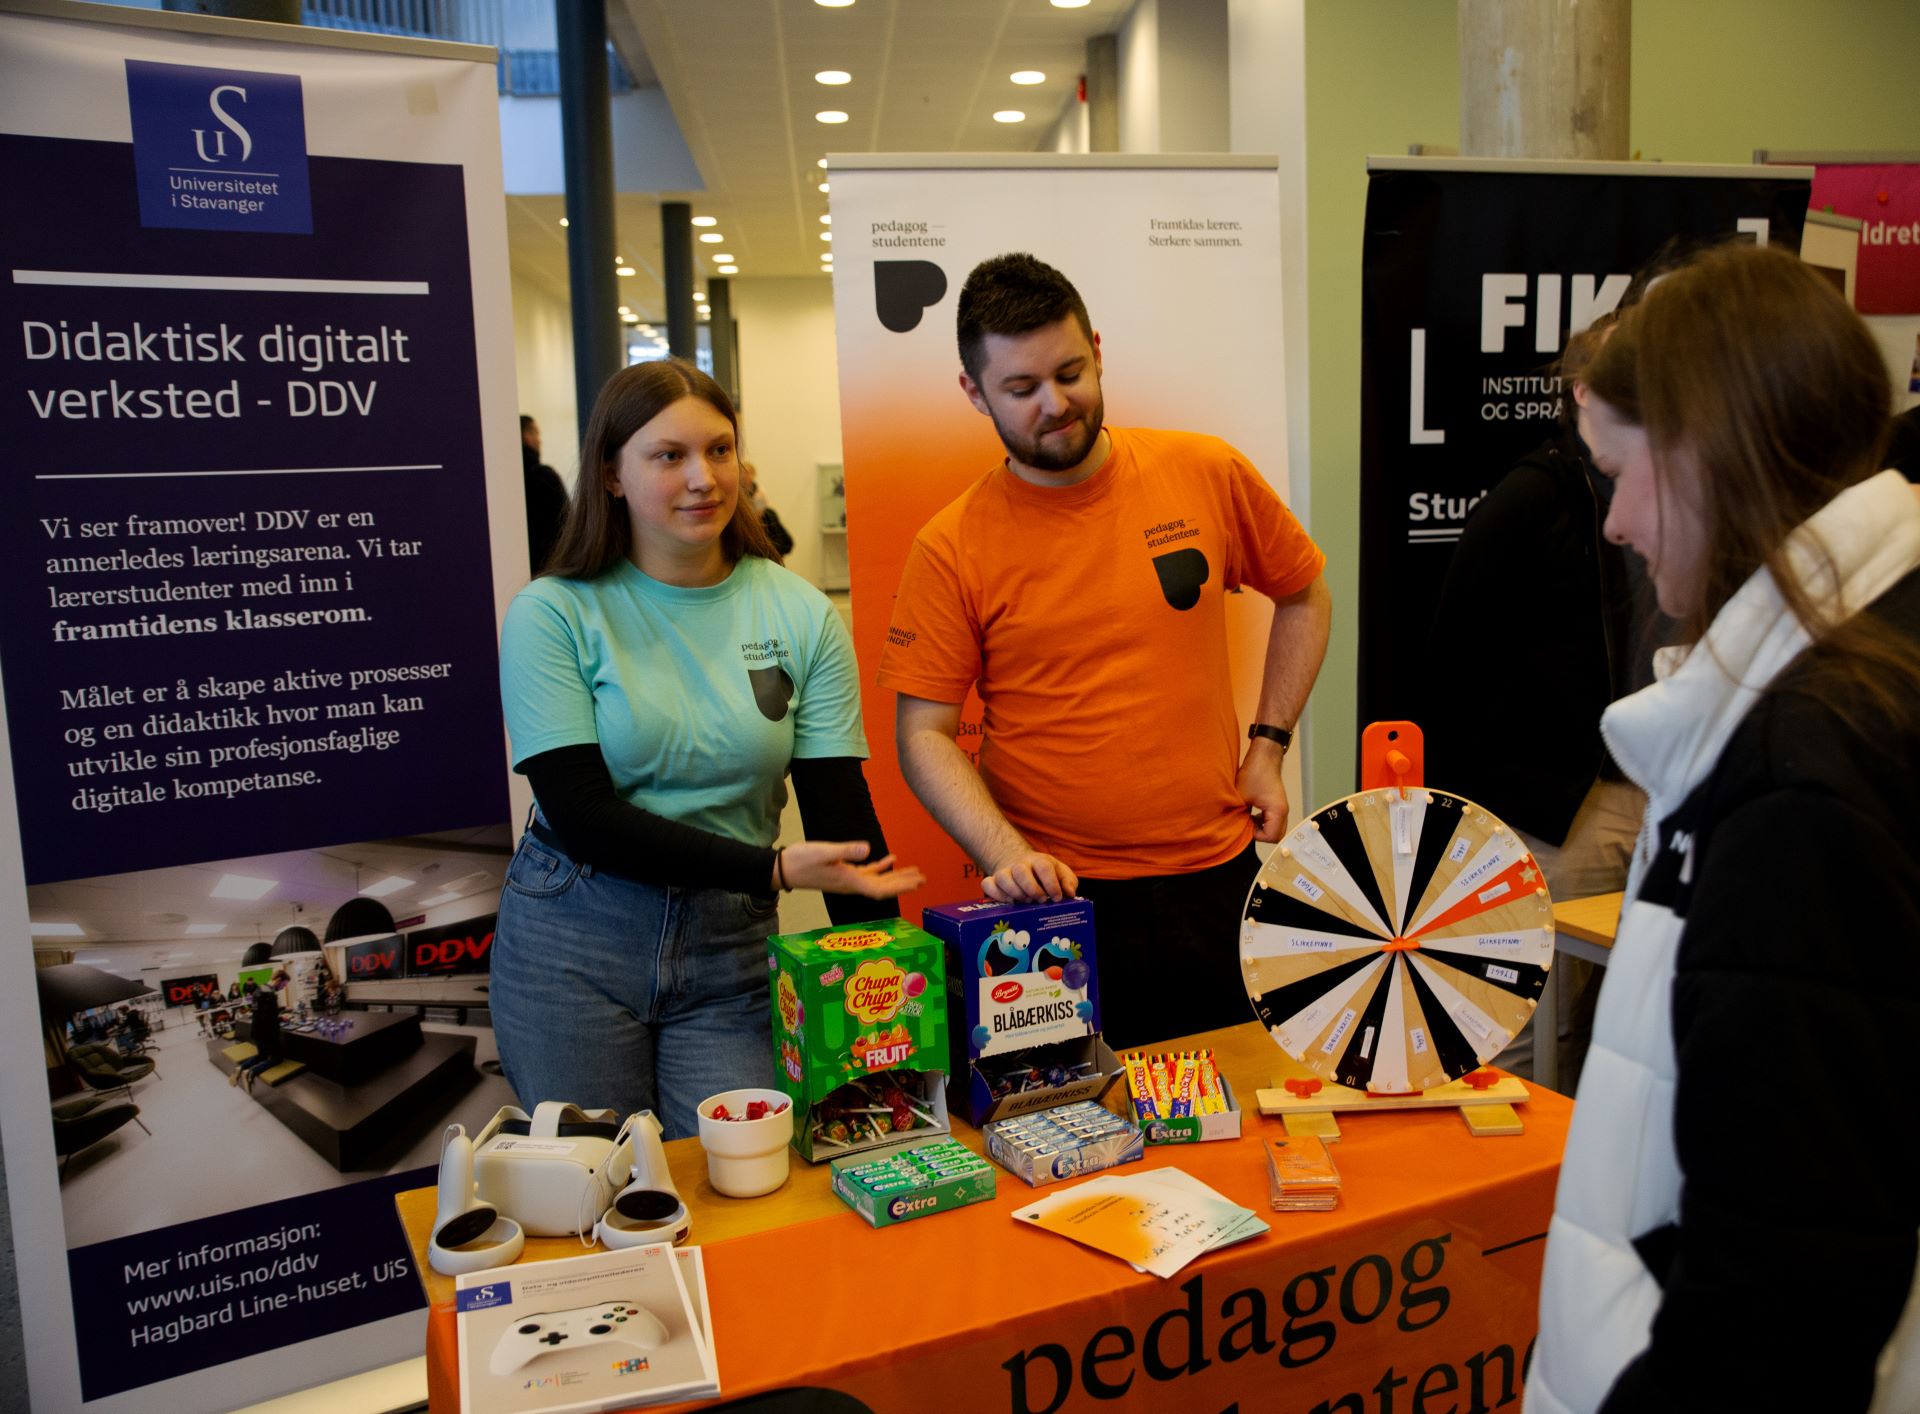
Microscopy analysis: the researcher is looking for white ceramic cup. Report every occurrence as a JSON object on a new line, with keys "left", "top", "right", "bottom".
{"left": 696, "top": 1088, "right": 794, "bottom": 1198}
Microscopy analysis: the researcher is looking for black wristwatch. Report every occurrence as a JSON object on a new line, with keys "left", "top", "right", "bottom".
{"left": 1248, "top": 722, "right": 1293, "bottom": 751}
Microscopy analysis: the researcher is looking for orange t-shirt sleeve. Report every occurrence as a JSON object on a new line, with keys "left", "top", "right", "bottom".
{"left": 1225, "top": 450, "right": 1325, "bottom": 599}
{"left": 875, "top": 531, "right": 981, "bottom": 704}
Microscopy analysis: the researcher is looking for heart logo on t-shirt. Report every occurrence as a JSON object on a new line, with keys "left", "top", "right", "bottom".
{"left": 1151, "top": 547, "right": 1210, "bottom": 611}
{"left": 748, "top": 666, "right": 795, "bottom": 722}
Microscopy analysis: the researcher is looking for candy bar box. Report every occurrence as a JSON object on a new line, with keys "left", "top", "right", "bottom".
{"left": 829, "top": 1137, "right": 996, "bottom": 1228}
{"left": 920, "top": 897, "right": 1121, "bottom": 1125}
{"left": 768, "top": 919, "right": 950, "bottom": 1162}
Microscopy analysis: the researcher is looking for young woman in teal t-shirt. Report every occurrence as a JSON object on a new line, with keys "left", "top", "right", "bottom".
{"left": 493, "top": 359, "right": 922, "bottom": 1139}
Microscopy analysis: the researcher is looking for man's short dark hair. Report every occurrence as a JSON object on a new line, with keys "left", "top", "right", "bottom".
{"left": 956, "top": 253, "right": 1092, "bottom": 382}
{"left": 519, "top": 414, "right": 535, "bottom": 433}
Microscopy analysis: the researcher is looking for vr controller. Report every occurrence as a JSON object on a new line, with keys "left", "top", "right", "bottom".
{"left": 428, "top": 1103, "right": 690, "bottom": 1277}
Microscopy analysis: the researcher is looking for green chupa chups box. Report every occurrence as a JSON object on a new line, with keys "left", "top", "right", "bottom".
{"left": 768, "top": 918, "right": 950, "bottom": 1161}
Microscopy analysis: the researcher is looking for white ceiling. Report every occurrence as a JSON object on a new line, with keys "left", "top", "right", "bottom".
{"left": 29, "top": 827, "right": 509, "bottom": 981}
{"left": 509, "top": 0, "right": 1132, "bottom": 322}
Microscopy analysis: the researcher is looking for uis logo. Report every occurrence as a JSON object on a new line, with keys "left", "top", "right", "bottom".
{"left": 523, "top": 1375, "right": 566, "bottom": 1391}
{"left": 612, "top": 1357, "right": 650, "bottom": 1375}
{"left": 124, "top": 59, "right": 313, "bottom": 234}
{"left": 874, "top": 260, "right": 947, "bottom": 333}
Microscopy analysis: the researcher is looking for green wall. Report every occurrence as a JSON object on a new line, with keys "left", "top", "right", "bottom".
{"left": 1298, "top": 0, "right": 1919, "bottom": 806}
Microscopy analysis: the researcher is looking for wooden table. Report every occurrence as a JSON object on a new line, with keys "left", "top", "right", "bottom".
{"left": 404, "top": 1019, "right": 1573, "bottom": 1413}
{"left": 1535, "top": 890, "right": 1624, "bottom": 1093}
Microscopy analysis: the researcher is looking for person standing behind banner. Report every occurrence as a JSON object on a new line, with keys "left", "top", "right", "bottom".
{"left": 492, "top": 359, "right": 923, "bottom": 1140}
{"left": 1528, "top": 243, "right": 1920, "bottom": 1414}
{"left": 1419, "top": 317, "right": 1651, "bottom": 1088}
{"left": 521, "top": 414, "right": 567, "bottom": 576}
{"left": 877, "top": 253, "right": 1331, "bottom": 1048}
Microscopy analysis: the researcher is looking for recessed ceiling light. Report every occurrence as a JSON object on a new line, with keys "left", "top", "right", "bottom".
{"left": 31, "top": 921, "right": 85, "bottom": 937}
{"left": 819, "top": 182, "right": 830, "bottom": 193}
{"left": 815, "top": 70, "right": 851, "bottom": 86}
{"left": 415, "top": 891, "right": 460, "bottom": 908}
{"left": 815, "top": 0, "right": 854, "bottom": 7}
{"left": 815, "top": 111, "right": 849, "bottom": 125}
{"left": 817, "top": 158, "right": 829, "bottom": 169}
{"left": 698, "top": 304, "right": 711, "bottom": 313}
{"left": 211, "top": 873, "right": 277, "bottom": 900}
{"left": 699, "top": 232, "right": 724, "bottom": 243}
{"left": 618, "top": 305, "right": 631, "bottom": 315}
{"left": 558, "top": 216, "right": 569, "bottom": 227}
{"left": 185, "top": 923, "right": 226, "bottom": 936}
{"left": 1010, "top": 70, "right": 1046, "bottom": 85}
{"left": 820, "top": 231, "right": 833, "bottom": 241}
{"left": 616, "top": 265, "right": 636, "bottom": 276}
{"left": 718, "top": 264, "right": 739, "bottom": 274}
{"left": 622, "top": 312, "right": 639, "bottom": 322}
{"left": 691, "top": 215, "right": 718, "bottom": 227}
{"left": 1050, "top": 0, "right": 1089, "bottom": 7}
{"left": 693, "top": 290, "right": 706, "bottom": 300}
{"left": 361, "top": 875, "right": 414, "bottom": 898}
{"left": 713, "top": 253, "right": 734, "bottom": 262}
{"left": 819, "top": 215, "right": 832, "bottom": 225}
{"left": 993, "top": 111, "right": 1026, "bottom": 124}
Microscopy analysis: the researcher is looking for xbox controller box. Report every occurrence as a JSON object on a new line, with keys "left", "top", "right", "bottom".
{"left": 768, "top": 918, "right": 950, "bottom": 1162}
{"left": 921, "top": 897, "right": 1121, "bottom": 1126}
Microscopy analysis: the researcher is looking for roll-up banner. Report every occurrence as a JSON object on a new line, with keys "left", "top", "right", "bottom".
{"left": 1356, "top": 156, "right": 1811, "bottom": 744}
{"left": 827, "top": 154, "right": 1295, "bottom": 915}
{"left": 0, "top": 2, "right": 520, "bottom": 1408}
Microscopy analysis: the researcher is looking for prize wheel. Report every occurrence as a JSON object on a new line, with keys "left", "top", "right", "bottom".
{"left": 1240, "top": 788, "right": 1553, "bottom": 1093}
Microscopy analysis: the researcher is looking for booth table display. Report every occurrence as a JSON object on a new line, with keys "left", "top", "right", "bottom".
{"left": 277, "top": 1010, "right": 422, "bottom": 1085}
{"left": 404, "top": 1019, "right": 1571, "bottom": 1413}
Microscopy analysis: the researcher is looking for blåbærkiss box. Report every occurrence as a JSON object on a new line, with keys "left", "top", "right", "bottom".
{"left": 768, "top": 919, "right": 949, "bottom": 1162}
{"left": 921, "top": 897, "right": 1119, "bottom": 1125}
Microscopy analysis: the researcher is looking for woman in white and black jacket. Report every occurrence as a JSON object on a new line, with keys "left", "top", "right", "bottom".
{"left": 1528, "top": 244, "right": 1920, "bottom": 1413}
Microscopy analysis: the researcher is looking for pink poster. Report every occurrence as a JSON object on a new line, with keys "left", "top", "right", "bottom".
{"left": 1810, "top": 163, "right": 1920, "bottom": 314}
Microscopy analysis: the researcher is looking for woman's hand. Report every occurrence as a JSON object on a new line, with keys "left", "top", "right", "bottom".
{"left": 776, "top": 841, "right": 926, "bottom": 899}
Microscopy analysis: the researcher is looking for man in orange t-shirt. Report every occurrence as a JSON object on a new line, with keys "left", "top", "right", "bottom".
{"left": 877, "top": 253, "right": 1331, "bottom": 1045}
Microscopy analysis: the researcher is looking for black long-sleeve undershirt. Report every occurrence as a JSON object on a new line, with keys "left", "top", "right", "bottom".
{"left": 519, "top": 744, "right": 898, "bottom": 924}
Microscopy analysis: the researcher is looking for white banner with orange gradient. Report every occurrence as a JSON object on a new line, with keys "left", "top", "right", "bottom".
{"left": 826, "top": 154, "right": 1297, "bottom": 917}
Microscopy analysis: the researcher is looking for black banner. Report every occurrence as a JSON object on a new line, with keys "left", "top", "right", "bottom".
{"left": 403, "top": 911, "right": 496, "bottom": 977}
{"left": 160, "top": 973, "right": 218, "bottom": 1007}
{"left": 1357, "top": 160, "right": 1811, "bottom": 746}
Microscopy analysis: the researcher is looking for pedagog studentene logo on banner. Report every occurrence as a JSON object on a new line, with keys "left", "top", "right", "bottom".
{"left": 125, "top": 59, "right": 312, "bottom": 234}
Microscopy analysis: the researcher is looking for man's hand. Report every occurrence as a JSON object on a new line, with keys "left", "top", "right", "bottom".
{"left": 778, "top": 841, "right": 926, "bottom": 899}
{"left": 1237, "top": 738, "right": 1290, "bottom": 843}
{"left": 982, "top": 849, "right": 1079, "bottom": 903}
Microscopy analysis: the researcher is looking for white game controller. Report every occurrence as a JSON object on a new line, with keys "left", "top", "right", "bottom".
{"left": 488, "top": 1300, "right": 669, "bottom": 1376}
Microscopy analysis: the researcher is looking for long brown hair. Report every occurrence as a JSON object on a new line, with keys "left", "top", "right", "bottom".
{"left": 543, "top": 359, "right": 780, "bottom": 580}
{"left": 1582, "top": 242, "right": 1912, "bottom": 720}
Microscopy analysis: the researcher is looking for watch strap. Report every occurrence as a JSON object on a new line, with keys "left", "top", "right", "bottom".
{"left": 1248, "top": 722, "right": 1293, "bottom": 751}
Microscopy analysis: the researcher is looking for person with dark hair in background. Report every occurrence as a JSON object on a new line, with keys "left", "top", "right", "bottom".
{"left": 232, "top": 970, "right": 290, "bottom": 1092}
{"left": 739, "top": 460, "right": 795, "bottom": 557}
{"left": 1420, "top": 315, "right": 1651, "bottom": 1087}
{"left": 493, "top": 359, "right": 923, "bottom": 1138}
{"left": 1529, "top": 243, "right": 1920, "bottom": 1414}
{"left": 520, "top": 414, "right": 567, "bottom": 576}
{"left": 878, "top": 252, "right": 1331, "bottom": 1047}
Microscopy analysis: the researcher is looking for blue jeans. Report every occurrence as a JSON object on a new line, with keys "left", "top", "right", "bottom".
{"left": 490, "top": 830, "right": 779, "bottom": 1140}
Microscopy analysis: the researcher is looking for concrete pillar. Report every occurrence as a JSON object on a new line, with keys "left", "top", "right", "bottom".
{"left": 1086, "top": 34, "right": 1119, "bottom": 153}
{"left": 1458, "top": 0, "right": 1630, "bottom": 160}
{"left": 660, "top": 201, "right": 696, "bottom": 362}
{"left": 557, "top": 0, "right": 623, "bottom": 442}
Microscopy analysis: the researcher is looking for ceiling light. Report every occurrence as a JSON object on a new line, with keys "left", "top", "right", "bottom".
{"left": 819, "top": 182, "right": 830, "bottom": 193}
{"left": 819, "top": 215, "right": 831, "bottom": 225}
{"left": 820, "top": 231, "right": 833, "bottom": 241}
{"left": 718, "top": 264, "right": 739, "bottom": 274}
{"left": 993, "top": 111, "right": 1026, "bottom": 124}
{"left": 415, "top": 891, "right": 460, "bottom": 908}
{"left": 691, "top": 215, "right": 717, "bottom": 227}
{"left": 184, "top": 923, "right": 226, "bottom": 936}
{"left": 621, "top": 312, "right": 639, "bottom": 323}
{"left": 817, "top": 159, "right": 829, "bottom": 169}
{"left": 211, "top": 873, "right": 277, "bottom": 900}
{"left": 815, "top": 0, "right": 854, "bottom": 7}
{"left": 1050, "top": 0, "right": 1090, "bottom": 7}
{"left": 815, "top": 111, "right": 849, "bottom": 125}
{"left": 618, "top": 305, "right": 631, "bottom": 315}
{"left": 617, "top": 265, "right": 636, "bottom": 277}
{"left": 558, "top": 216, "right": 569, "bottom": 227}
{"left": 712, "top": 253, "right": 734, "bottom": 263}
{"left": 361, "top": 875, "right": 414, "bottom": 898}
{"left": 31, "top": 921, "right": 85, "bottom": 937}
{"left": 1010, "top": 70, "right": 1046, "bottom": 85}
{"left": 815, "top": 70, "right": 851, "bottom": 86}
{"left": 698, "top": 304, "right": 711, "bottom": 314}
{"left": 699, "top": 232, "right": 724, "bottom": 243}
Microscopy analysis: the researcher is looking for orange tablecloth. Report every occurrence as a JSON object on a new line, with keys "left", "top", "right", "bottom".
{"left": 407, "top": 1022, "right": 1572, "bottom": 1412}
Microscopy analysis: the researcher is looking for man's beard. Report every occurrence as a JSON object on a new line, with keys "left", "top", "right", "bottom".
{"left": 991, "top": 395, "right": 1106, "bottom": 473}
